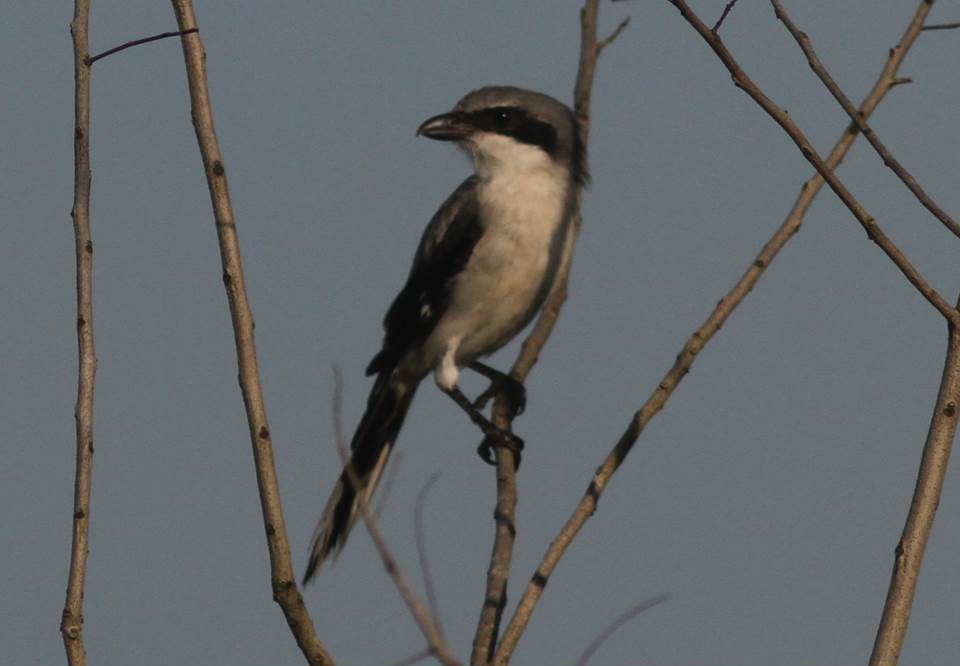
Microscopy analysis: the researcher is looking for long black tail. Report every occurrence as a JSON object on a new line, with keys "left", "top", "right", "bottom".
{"left": 303, "top": 372, "right": 417, "bottom": 583}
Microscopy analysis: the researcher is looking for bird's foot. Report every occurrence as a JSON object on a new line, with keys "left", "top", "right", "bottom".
{"left": 476, "top": 428, "right": 524, "bottom": 469}
{"left": 470, "top": 364, "right": 527, "bottom": 417}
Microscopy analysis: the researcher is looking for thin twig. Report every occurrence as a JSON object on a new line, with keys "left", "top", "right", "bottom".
{"left": 492, "top": 2, "right": 937, "bottom": 662}
{"left": 86, "top": 28, "right": 198, "bottom": 65}
{"left": 332, "top": 369, "right": 461, "bottom": 666}
{"left": 61, "top": 3, "right": 97, "bottom": 666}
{"left": 712, "top": 0, "right": 739, "bottom": 33}
{"left": 869, "top": 310, "right": 960, "bottom": 666}
{"left": 598, "top": 17, "right": 631, "bottom": 53}
{"left": 771, "top": 0, "right": 960, "bottom": 241}
{"left": 415, "top": 473, "right": 446, "bottom": 643}
{"left": 921, "top": 22, "right": 960, "bottom": 31}
{"left": 664, "top": 0, "right": 959, "bottom": 324}
{"left": 573, "top": 595, "right": 668, "bottom": 666}
{"left": 469, "top": 2, "right": 627, "bottom": 663}
{"left": 168, "top": 4, "right": 334, "bottom": 664}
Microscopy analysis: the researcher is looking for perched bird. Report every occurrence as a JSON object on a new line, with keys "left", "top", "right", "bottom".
{"left": 304, "top": 86, "right": 587, "bottom": 583}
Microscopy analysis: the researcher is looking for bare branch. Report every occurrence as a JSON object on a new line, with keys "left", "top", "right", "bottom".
{"left": 869, "top": 313, "right": 960, "bottom": 666}
{"left": 86, "top": 28, "right": 198, "bottom": 65}
{"left": 491, "top": 2, "right": 938, "bottom": 661}
{"left": 168, "top": 4, "right": 334, "bottom": 664}
{"left": 332, "top": 370, "right": 460, "bottom": 666}
{"left": 573, "top": 595, "right": 668, "bottom": 666}
{"left": 415, "top": 473, "right": 446, "bottom": 644}
{"left": 597, "top": 17, "right": 631, "bottom": 53}
{"left": 712, "top": 0, "right": 739, "bottom": 33}
{"left": 771, "top": 0, "right": 960, "bottom": 241}
{"left": 921, "top": 22, "right": 960, "bottom": 31}
{"left": 470, "top": 1, "right": 620, "bottom": 662}
{"left": 61, "top": 4, "right": 97, "bottom": 665}
{"left": 663, "top": 0, "right": 959, "bottom": 324}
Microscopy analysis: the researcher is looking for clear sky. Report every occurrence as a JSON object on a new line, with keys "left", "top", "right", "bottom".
{"left": 3, "top": 1, "right": 959, "bottom": 664}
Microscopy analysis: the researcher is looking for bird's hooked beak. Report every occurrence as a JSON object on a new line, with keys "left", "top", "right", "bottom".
{"left": 416, "top": 110, "right": 475, "bottom": 141}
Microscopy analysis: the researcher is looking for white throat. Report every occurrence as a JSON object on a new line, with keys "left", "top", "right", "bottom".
{"left": 466, "top": 132, "right": 566, "bottom": 184}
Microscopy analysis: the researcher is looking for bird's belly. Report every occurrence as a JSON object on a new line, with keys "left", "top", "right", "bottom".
{"left": 453, "top": 248, "right": 549, "bottom": 358}
{"left": 428, "top": 212, "right": 565, "bottom": 364}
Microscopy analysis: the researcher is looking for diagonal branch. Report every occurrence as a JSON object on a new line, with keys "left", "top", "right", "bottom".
{"left": 61, "top": 3, "right": 97, "bottom": 666}
{"left": 664, "top": 0, "right": 958, "bottom": 325}
{"left": 491, "top": 1, "right": 938, "bottom": 662}
{"left": 469, "top": 2, "right": 628, "bottom": 663}
{"left": 168, "top": 3, "right": 334, "bottom": 664}
{"left": 770, "top": 0, "right": 960, "bottom": 241}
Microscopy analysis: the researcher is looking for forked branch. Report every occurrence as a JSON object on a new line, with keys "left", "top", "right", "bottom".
{"left": 491, "top": 1, "right": 940, "bottom": 662}
{"left": 770, "top": 0, "right": 960, "bottom": 241}
{"left": 664, "top": 1, "right": 960, "bottom": 665}
{"left": 664, "top": 0, "right": 958, "bottom": 324}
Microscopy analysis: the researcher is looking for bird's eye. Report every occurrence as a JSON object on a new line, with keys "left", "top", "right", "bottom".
{"left": 494, "top": 109, "right": 512, "bottom": 126}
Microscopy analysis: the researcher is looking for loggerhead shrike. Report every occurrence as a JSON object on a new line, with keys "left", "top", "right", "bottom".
{"left": 304, "top": 86, "right": 587, "bottom": 583}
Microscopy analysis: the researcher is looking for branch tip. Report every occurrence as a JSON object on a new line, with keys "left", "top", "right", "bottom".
{"left": 598, "top": 16, "right": 631, "bottom": 53}
{"left": 921, "top": 22, "right": 960, "bottom": 31}
{"left": 712, "top": 0, "right": 739, "bottom": 33}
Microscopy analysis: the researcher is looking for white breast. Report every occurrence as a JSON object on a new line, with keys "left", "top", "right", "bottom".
{"left": 426, "top": 136, "right": 571, "bottom": 375}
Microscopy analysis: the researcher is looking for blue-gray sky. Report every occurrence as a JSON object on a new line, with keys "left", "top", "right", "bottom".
{"left": 4, "top": 2, "right": 959, "bottom": 664}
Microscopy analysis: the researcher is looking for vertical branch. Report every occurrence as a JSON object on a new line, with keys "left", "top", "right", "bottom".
{"left": 61, "top": 3, "right": 96, "bottom": 665}
{"left": 470, "top": 2, "right": 623, "bottom": 664}
{"left": 168, "top": 3, "right": 333, "bottom": 664}
{"left": 870, "top": 314, "right": 960, "bottom": 666}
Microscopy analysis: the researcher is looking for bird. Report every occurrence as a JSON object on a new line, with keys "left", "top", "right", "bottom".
{"left": 303, "top": 86, "right": 587, "bottom": 583}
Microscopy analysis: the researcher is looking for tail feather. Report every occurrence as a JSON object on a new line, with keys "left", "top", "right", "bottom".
{"left": 303, "top": 373, "right": 416, "bottom": 583}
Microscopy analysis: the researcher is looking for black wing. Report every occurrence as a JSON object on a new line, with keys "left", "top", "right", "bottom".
{"left": 365, "top": 176, "right": 484, "bottom": 376}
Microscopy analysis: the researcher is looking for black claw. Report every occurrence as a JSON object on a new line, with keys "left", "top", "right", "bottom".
{"left": 477, "top": 438, "right": 497, "bottom": 465}
{"left": 476, "top": 429, "right": 524, "bottom": 468}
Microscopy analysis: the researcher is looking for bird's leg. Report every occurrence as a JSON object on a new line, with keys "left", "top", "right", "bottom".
{"left": 444, "top": 385, "right": 524, "bottom": 467}
{"left": 469, "top": 361, "right": 527, "bottom": 417}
